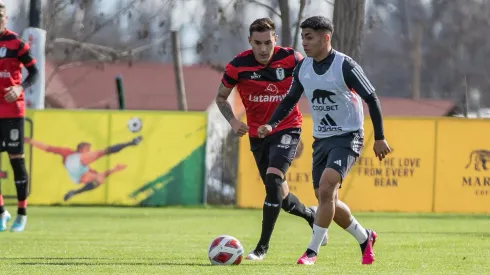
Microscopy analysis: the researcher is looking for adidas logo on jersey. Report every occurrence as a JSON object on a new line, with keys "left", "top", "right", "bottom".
{"left": 317, "top": 113, "right": 343, "bottom": 132}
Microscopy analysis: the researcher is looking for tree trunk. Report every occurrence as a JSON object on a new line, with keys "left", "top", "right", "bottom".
{"left": 332, "top": 0, "right": 366, "bottom": 61}
{"left": 292, "top": 0, "right": 306, "bottom": 50}
{"left": 277, "top": 0, "right": 291, "bottom": 47}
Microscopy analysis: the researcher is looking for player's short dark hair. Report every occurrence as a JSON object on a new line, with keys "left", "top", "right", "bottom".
{"left": 300, "top": 16, "right": 334, "bottom": 33}
{"left": 77, "top": 142, "right": 91, "bottom": 151}
{"left": 0, "top": 1, "right": 5, "bottom": 10}
{"left": 249, "top": 18, "right": 276, "bottom": 36}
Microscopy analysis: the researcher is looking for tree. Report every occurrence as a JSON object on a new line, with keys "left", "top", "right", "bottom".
{"left": 197, "top": 0, "right": 311, "bottom": 69}
{"left": 362, "top": 0, "right": 490, "bottom": 108}
{"left": 332, "top": 0, "right": 367, "bottom": 62}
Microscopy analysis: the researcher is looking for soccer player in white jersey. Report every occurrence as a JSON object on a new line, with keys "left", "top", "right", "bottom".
{"left": 257, "top": 16, "right": 391, "bottom": 265}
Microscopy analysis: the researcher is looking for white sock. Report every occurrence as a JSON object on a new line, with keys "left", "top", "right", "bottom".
{"left": 345, "top": 217, "right": 368, "bottom": 244}
{"left": 307, "top": 224, "right": 328, "bottom": 254}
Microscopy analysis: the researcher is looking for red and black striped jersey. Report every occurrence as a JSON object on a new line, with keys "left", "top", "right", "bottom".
{"left": 0, "top": 30, "right": 37, "bottom": 118}
{"left": 221, "top": 46, "right": 303, "bottom": 137}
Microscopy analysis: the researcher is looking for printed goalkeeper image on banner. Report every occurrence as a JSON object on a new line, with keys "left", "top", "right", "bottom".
{"left": 21, "top": 110, "right": 206, "bottom": 206}
{"left": 26, "top": 111, "right": 112, "bottom": 205}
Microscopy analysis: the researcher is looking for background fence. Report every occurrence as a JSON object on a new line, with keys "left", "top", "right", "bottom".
{"left": 0, "top": 111, "right": 488, "bottom": 213}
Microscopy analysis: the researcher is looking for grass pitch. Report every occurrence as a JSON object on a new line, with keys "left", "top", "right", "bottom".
{"left": 0, "top": 206, "right": 488, "bottom": 274}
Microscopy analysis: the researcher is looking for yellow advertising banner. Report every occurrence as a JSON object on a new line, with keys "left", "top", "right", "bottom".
{"left": 5, "top": 110, "right": 207, "bottom": 206}
{"left": 341, "top": 119, "right": 436, "bottom": 212}
{"left": 236, "top": 116, "right": 318, "bottom": 208}
{"left": 434, "top": 119, "right": 490, "bottom": 213}
{"left": 237, "top": 117, "right": 437, "bottom": 212}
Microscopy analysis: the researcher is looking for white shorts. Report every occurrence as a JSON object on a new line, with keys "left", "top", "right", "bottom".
{"left": 64, "top": 153, "right": 89, "bottom": 184}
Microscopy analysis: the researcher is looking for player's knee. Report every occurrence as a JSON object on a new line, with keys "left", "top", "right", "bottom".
{"left": 321, "top": 168, "right": 341, "bottom": 187}
{"left": 9, "top": 157, "right": 27, "bottom": 180}
{"left": 280, "top": 181, "right": 289, "bottom": 199}
{"left": 265, "top": 173, "right": 283, "bottom": 204}
{"left": 318, "top": 168, "right": 340, "bottom": 203}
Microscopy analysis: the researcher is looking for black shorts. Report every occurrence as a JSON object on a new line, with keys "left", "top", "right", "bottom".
{"left": 312, "top": 131, "right": 363, "bottom": 189}
{"left": 250, "top": 128, "right": 301, "bottom": 183}
{"left": 0, "top": 117, "right": 24, "bottom": 155}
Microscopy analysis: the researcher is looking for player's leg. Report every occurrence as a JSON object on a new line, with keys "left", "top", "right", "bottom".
{"left": 63, "top": 170, "right": 99, "bottom": 201}
{"left": 63, "top": 166, "right": 124, "bottom": 201}
{"left": 270, "top": 133, "right": 316, "bottom": 226}
{"left": 0, "top": 119, "right": 11, "bottom": 231}
{"left": 246, "top": 138, "right": 271, "bottom": 260}
{"left": 4, "top": 118, "right": 28, "bottom": 232}
{"left": 297, "top": 138, "right": 339, "bottom": 264}
{"left": 0, "top": 177, "right": 11, "bottom": 232}
{"left": 333, "top": 198, "right": 376, "bottom": 264}
{"left": 313, "top": 177, "right": 375, "bottom": 264}
{"left": 79, "top": 136, "right": 142, "bottom": 166}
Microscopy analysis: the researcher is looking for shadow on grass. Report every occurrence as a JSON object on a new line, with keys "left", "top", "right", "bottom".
{"left": 16, "top": 261, "right": 284, "bottom": 267}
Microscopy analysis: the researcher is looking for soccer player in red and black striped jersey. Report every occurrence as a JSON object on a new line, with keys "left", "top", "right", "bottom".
{"left": 0, "top": 1, "right": 40, "bottom": 232}
{"left": 216, "top": 18, "right": 325, "bottom": 260}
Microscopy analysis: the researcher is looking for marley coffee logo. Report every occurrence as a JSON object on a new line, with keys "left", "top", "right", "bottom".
{"left": 463, "top": 150, "right": 489, "bottom": 196}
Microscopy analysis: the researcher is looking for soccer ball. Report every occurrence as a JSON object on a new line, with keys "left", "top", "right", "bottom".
{"left": 208, "top": 235, "right": 244, "bottom": 265}
{"left": 127, "top": 117, "right": 142, "bottom": 133}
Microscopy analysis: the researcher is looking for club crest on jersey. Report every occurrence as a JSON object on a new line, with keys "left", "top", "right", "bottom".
{"left": 10, "top": 129, "right": 19, "bottom": 141}
{"left": 0, "top": 46, "right": 6, "bottom": 58}
{"left": 276, "top": 67, "right": 285, "bottom": 80}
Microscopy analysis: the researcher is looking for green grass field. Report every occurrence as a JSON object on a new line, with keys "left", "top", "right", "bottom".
{"left": 0, "top": 206, "right": 488, "bottom": 275}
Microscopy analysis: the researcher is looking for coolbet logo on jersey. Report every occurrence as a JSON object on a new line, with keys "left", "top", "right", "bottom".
{"left": 310, "top": 89, "right": 342, "bottom": 132}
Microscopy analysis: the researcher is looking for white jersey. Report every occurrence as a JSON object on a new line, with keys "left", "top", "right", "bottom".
{"left": 298, "top": 52, "right": 364, "bottom": 138}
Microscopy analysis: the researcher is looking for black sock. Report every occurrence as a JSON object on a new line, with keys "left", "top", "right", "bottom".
{"left": 11, "top": 158, "right": 28, "bottom": 202}
{"left": 11, "top": 158, "right": 28, "bottom": 216}
{"left": 256, "top": 174, "right": 283, "bottom": 252}
{"left": 18, "top": 208, "right": 26, "bottom": 215}
{"left": 282, "top": 192, "right": 315, "bottom": 227}
{"left": 74, "top": 182, "right": 98, "bottom": 195}
{"left": 0, "top": 205, "right": 4, "bottom": 215}
{"left": 306, "top": 248, "right": 317, "bottom": 258}
{"left": 105, "top": 137, "right": 140, "bottom": 154}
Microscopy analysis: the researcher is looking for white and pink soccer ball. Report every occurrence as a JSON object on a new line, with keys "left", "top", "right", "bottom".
{"left": 208, "top": 235, "right": 244, "bottom": 265}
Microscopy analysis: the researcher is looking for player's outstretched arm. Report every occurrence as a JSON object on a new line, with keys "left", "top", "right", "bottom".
{"left": 24, "top": 137, "right": 71, "bottom": 155}
{"left": 342, "top": 58, "right": 391, "bottom": 160}
{"left": 215, "top": 83, "right": 249, "bottom": 137}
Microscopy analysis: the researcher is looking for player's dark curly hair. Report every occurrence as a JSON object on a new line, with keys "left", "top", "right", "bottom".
{"left": 249, "top": 18, "right": 276, "bottom": 36}
{"left": 300, "top": 16, "right": 334, "bottom": 33}
{"left": 77, "top": 142, "right": 91, "bottom": 151}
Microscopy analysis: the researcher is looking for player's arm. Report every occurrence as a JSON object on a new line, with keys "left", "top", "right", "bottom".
{"left": 266, "top": 59, "right": 305, "bottom": 129}
{"left": 216, "top": 62, "right": 248, "bottom": 136}
{"left": 24, "top": 137, "right": 71, "bottom": 155}
{"left": 17, "top": 40, "right": 39, "bottom": 90}
{"left": 342, "top": 58, "right": 384, "bottom": 140}
{"left": 342, "top": 58, "right": 391, "bottom": 160}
